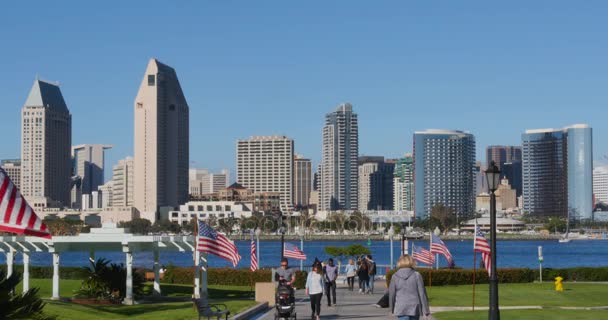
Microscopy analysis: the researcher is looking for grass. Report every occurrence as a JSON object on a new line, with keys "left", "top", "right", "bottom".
{"left": 19, "top": 278, "right": 257, "bottom": 320}
{"left": 426, "top": 282, "right": 608, "bottom": 307}
{"left": 433, "top": 309, "right": 608, "bottom": 320}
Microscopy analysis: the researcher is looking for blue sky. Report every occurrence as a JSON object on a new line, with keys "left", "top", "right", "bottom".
{"left": 1, "top": 1, "right": 607, "bottom": 181}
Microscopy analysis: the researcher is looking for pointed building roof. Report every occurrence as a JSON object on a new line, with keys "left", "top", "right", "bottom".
{"left": 24, "top": 79, "right": 69, "bottom": 113}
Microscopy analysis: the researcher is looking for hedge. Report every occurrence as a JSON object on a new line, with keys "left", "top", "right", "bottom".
{"left": 541, "top": 267, "right": 608, "bottom": 282}
{"left": 0, "top": 265, "right": 147, "bottom": 281}
{"left": 386, "top": 268, "right": 536, "bottom": 286}
{"left": 163, "top": 266, "right": 308, "bottom": 288}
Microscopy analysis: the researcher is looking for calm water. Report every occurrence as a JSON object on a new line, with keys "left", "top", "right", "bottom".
{"left": 1, "top": 240, "right": 607, "bottom": 270}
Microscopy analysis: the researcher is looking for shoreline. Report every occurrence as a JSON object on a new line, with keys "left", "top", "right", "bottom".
{"left": 229, "top": 234, "right": 604, "bottom": 241}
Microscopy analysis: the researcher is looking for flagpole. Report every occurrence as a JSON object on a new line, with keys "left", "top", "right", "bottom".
{"left": 429, "top": 230, "right": 433, "bottom": 288}
{"left": 472, "top": 220, "right": 478, "bottom": 312}
{"left": 193, "top": 219, "right": 201, "bottom": 298}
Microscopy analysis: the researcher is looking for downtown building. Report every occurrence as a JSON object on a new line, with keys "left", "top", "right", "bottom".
{"left": 486, "top": 145, "right": 523, "bottom": 196}
{"left": 109, "top": 156, "right": 134, "bottom": 208}
{"left": 522, "top": 124, "right": 593, "bottom": 220}
{"left": 71, "top": 144, "right": 112, "bottom": 209}
{"left": 358, "top": 156, "right": 394, "bottom": 211}
{"left": 413, "top": 129, "right": 476, "bottom": 219}
{"left": 1, "top": 159, "right": 21, "bottom": 190}
{"left": 393, "top": 154, "right": 414, "bottom": 212}
{"left": 293, "top": 155, "right": 312, "bottom": 209}
{"left": 189, "top": 169, "right": 230, "bottom": 197}
{"left": 134, "top": 59, "right": 189, "bottom": 221}
{"left": 20, "top": 79, "right": 72, "bottom": 208}
{"left": 593, "top": 166, "right": 608, "bottom": 206}
{"left": 236, "top": 136, "right": 294, "bottom": 212}
{"left": 320, "top": 103, "right": 359, "bottom": 211}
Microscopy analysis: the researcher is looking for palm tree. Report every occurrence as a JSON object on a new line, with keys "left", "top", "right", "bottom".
{"left": 0, "top": 270, "right": 55, "bottom": 320}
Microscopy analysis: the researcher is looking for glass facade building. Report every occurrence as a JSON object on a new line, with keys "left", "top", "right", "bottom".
{"left": 522, "top": 124, "right": 593, "bottom": 220}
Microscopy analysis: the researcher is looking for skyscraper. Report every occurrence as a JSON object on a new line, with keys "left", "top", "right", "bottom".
{"left": 414, "top": 130, "right": 476, "bottom": 219}
{"left": 71, "top": 144, "right": 112, "bottom": 209}
{"left": 20, "top": 79, "right": 72, "bottom": 208}
{"left": 320, "top": 103, "right": 359, "bottom": 211}
{"left": 1, "top": 159, "right": 21, "bottom": 190}
{"left": 486, "top": 145, "right": 522, "bottom": 170}
{"left": 522, "top": 124, "right": 593, "bottom": 220}
{"left": 293, "top": 155, "right": 312, "bottom": 209}
{"left": 189, "top": 169, "right": 229, "bottom": 197}
{"left": 358, "top": 156, "right": 394, "bottom": 211}
{"left": 593, "top": 166, "right": 608, "bottom": 205}
{"left": 134, "top": 59, "right": 189, "bottom": 221}
{"left": 393, "top": 154, "right": 414, "bottom": 212}
{"left": 236, "top": 136, "right": 294, "bottom": 212}
{"left": 111, "top": 157, "right": 134, "bottom": 208}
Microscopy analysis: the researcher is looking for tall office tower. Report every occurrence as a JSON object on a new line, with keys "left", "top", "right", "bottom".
{"left": 357, "top": 156, "right": 394, "bottom": 211}
{"left": 20, "top": 79, "right": 72, "bottom": 208}
{"left": 414, "top": 130, "right": 476, "bottom": 219}
{"left": 313, "top": 164, "right": 321, "bottom": 191}
{"left": 236, "top": 136, "right": 294, "bottom": 212}
{"left": 293, "top": 155, "right": 312, "bottom": 208}
{"left": 134, "top": 59, "right": 189, "bottom": 220}
{"left": 320, "top": 103, "right": 359, "bottom": 211}
{"left": 71, "top": 144, "right": 112, "bottom": 209}
{"left": 111, "top": 157, "right": 135, "bottom": 207}
{"left": 502, "top": 161, "right": 523, "bottom": 197}
{"left": 486, "top": 145, "right": 522, "bottom": 170}
{"left": 522, "top": 124, "right": 593, "bottom": 220}
{"left": 382, "top": 159, "right": 396, "bottom": 210}
{"left": 189, "top": 169, "right": 230, "bottom": 196}
{"left": 393, "top": 154, "right": 414, "bottom": 212}
{"left": 1, "top": 159, "right": 21, "bottom": 190}
{"left": 593, "top": 166, "right": 608, "bottom": 205}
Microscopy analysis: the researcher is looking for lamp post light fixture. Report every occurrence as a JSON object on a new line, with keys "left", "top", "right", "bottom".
{"left": 298, "top": 227, "right": 305, "bottom": 271}
{"left": 255, "top": 227, "right": 261, "bottom": 267}
{"left": 388, "top": 225, "right": 395, "bottom": 269}
{"left": 400, "top": 222, "right": 407, "bottom": 256}
{"left": 485, "top": 160, "right": 501, "bottom": 320}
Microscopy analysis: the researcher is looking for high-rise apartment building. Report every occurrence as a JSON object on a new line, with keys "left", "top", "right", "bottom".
{"left": 593, "top": 166, "right": 608, "bottom": 205}
{"left": 394, "top": 154, "right": 414, "bottom": 212}
{"left": 293, "top": 155, "right": 312, "bottom": 208}
{"left": 320, "top": 103, "right": 359, "bottom": 211}
{"left": 189, "top": 169, "right": 229, "bottom": 197}
{"left": 522, "top": 124, "right": 593, "bottom": 220}
{"left": 20, "top": 79, "right": 72, "bottom": 208}
{"left": 414, "top": 130, "right": 476, "bottom": 219}
{"left": 98, "top": 181, "right": 113, "bottom": 209}
{"left": 236, "top": 136, "right": 294, "bottom": 212}
{"left": 486, "top": 145, "right": 522, "bottom": 170}
{"left": 502, "top": 161, "right": 523, "bottom": 197}
{"left": 111, "top": 157, "right": 134, "bottom": 208}
{"left": 358, "top": 156, "right": 394, "bottom": 211}
{"left": 1, "top": 159, "right": 21, "bottom": 190}
{"left": 71, "top": 144, "right": 112, "bottom": 209}
{"left": 134, "top": 59, "right": 189, "bottom": 221}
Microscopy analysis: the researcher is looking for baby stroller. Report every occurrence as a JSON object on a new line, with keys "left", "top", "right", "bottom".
{"left": 274, "top": 281, "right": 297, "bottom": 320}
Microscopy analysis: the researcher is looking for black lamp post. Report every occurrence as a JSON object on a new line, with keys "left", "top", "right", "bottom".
{"left": 400, "top": 222, "right": 407, "bottom": 256}
{"left": 485, "top": 161, "right": 501, "bottom": 320}
{"left": 276, "top": 210, "right": 286, "bottom": 260}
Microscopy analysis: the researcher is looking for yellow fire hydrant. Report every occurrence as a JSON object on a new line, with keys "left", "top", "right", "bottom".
{"left": 554, "top": 276, "right": 564, "bottom": 292}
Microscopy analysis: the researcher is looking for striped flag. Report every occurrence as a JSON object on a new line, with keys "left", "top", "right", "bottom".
{"left": 283, "top": 242, "right": 306, "bottom": 260}
{"left": 431, "top": 233, "right": 453, "bottom": 263}
{"left": 474, "top": 225, "right": 491, "bottom": 275}
{"left": 0, "top": 168, "right": 51, "bottom": 239}
{"left": 412, "top": 244, "right": 435, "bottom": 265}
{"left": 250, "top": 234, "right": 258, "bottom": 271}
{"left": 196, "top": 220, "right": 241, "bottom": 267}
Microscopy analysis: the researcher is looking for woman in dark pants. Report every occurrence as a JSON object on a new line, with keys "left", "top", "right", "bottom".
{"left": 306, "top": 262, "right": 325, "bottom": 320}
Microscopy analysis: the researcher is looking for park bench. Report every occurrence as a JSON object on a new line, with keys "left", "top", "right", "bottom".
{"left": 192, "top": 298, "right": 230, "bottom": 320}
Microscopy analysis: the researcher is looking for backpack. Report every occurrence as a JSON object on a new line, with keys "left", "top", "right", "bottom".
{"left": 369, "top": 261, "right": 377, "bottom": 276}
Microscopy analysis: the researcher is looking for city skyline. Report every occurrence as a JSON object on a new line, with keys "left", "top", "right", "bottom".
{"left": 1, "top": 2, "right": 607, "bottom": 180}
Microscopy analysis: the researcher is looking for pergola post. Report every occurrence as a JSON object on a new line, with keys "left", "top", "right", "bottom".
{"left": 201, "top": 253, "right": 208, "bottom": 298}
{"left": 124, "top": 250, "right": 133, "bottom": 305}
{"left": 52, "top": 252, "right": 60, "bottom": 300}
{"left": 23, "top": 251, "right": 30, "bottom": 293}
{"left": 153, "top": 248, "right": 161, "bottom": 295}
{"left": 6, "top": 248, "right": 15, "bottom": 278}
{"left": 194, "top": 250, "right": 200, "bottom": 298}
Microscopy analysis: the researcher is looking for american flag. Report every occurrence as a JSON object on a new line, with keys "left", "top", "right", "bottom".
{"left": 283, "top": 242, "right": 306, "bottom": 260}
{"left": 474, "top": 225, "right": 491, "bottom": 275}
{"left": 250, "top": 234, "right": 258, "bottom": 271}
{"left": 196, "top": 220, "right": 241, "bottom": 267}
{"left": 0, "top": 168, "right": 51, "bottom": 239}
{"left": 431, "top": 233, "right": 453, "bottom": 263}
{"left": 412, "top": 244, "right": 435, "bottom": 265}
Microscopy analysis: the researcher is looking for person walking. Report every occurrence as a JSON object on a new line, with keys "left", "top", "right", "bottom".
{"left": 357, "top": 256, "right": 370, "bottom": 294}
{"left": 344, "top": 259, "right": 357, "bottom": 291}
{"left": 366, "top": 255, "right": 377, "bottom": 294}
{"left": 389, "top": 255, "right": 431, "bottom": 320}
{"left": 306, "top": 262, "right": 325, "bottom": 320}
{"left": 323, "top": 258, "right": 338, "bottom": 306}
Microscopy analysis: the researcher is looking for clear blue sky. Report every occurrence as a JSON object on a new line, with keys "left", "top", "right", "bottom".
{"left": 1, "top": 1, "right": 607, "bottom": 181}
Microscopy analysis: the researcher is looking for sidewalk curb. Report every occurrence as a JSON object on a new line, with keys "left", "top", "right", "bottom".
{"left": 231, "top": 302, "right": 269, "bottom": 320}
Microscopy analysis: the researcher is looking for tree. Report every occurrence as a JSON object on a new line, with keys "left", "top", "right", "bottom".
{"left": 544, "top": 217, "right": 567, "bottom": 233}
{"left": 76, "top": 258, "right": 144, "bottom": 302}
{"left": 430, "top": 204, "right": 457, "bottom": 234}
{"left": 217, "top": 217, "right": 238, "bottom": 235}
{"left": 151, "top": 220, "right": 181, "bottom": 234}
{"left": 118, "top": 218, "right": 152, "bottom": 235}
{"left": 0, "top": 270, "right": 55, "bottom": 320}
{"left": 44, "top": 218, "right": 88, "bottom": 236}
{"left": 324, "top": 244, "right": 371, "bottom": 264}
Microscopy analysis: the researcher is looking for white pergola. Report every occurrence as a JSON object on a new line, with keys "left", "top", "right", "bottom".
{"left": 0, "top": 223, "right": 208, "bottom": 304}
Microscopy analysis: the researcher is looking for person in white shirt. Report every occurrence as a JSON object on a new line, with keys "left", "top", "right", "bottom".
{"left": 305, "top": 262, "right": 325, "bottom": 320}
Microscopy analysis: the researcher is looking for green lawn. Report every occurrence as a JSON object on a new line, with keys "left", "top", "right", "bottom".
{"left": 19, "top": 278, "right": 257, "bottom": 320}
{"left": 434, "top": 309, "right": 608, "bottom": 320}
{"left": 426, "top": 282, "right": 608, "bottom": 307}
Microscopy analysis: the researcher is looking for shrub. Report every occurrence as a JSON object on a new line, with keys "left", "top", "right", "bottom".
{"left": 541, "top": 267, "right": 608, "bottom": 282}
{"left": 162, "top": 267, "right": 308, "bottom": 288}
{"left": 386, "top": 268, "right": 535, "bottom": 286}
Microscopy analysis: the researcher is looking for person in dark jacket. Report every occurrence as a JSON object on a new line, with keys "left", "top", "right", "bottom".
{"left": 357, "top": 256, "right": 370, "bottom": 294}
{"left": 388, "top": 255, "right": 431, "bottom": 320}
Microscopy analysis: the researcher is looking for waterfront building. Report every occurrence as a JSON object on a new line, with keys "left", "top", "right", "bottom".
{"left": 593, "top": 166, "right": 608, "bottom": 205}
{"left": 189, "top": 169, "right": 229, "bottom": 197}
{"left": 134, "top": 59, "right": 189, "bottom": 221}
{"left": 293, "top": 155, "right": 312, "bottom": 208}
{"left": 111, "top": 157, "right": 134, "bottom": 208}
{"left": 20, "top": 78, "right": 72, "bottom": 208}
{"left": 236, "top": 135, "right": 293, "bottom": 212}
{"left": 393, "top": 154, "right": 414, "bottom": 211}
{"left": 413, "top": 129, "right": 476, "bottom": 219}
{"left": 320, "top": 103, "right": 359, "bottom": 211}
{"left": 168, "top": 200, "right": 253, "bottom": 226}
{"left": 1, "top": 159, "right": 21, "bottom": 190}
{"left": 522, "top": 124, "right": 593, "bottom": 220}
{"left": 358, "top": 156, "right": 394, "bottom": 211}
{"left": 486, "top": 145, "right": 522, "bottom": 170}
{"left": 71, "top": 144, "right": 112, "bottom": 209}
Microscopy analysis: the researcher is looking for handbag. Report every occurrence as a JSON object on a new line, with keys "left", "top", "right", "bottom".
{"left": 346, "top": 270, "right": 356, "bottom": 277}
